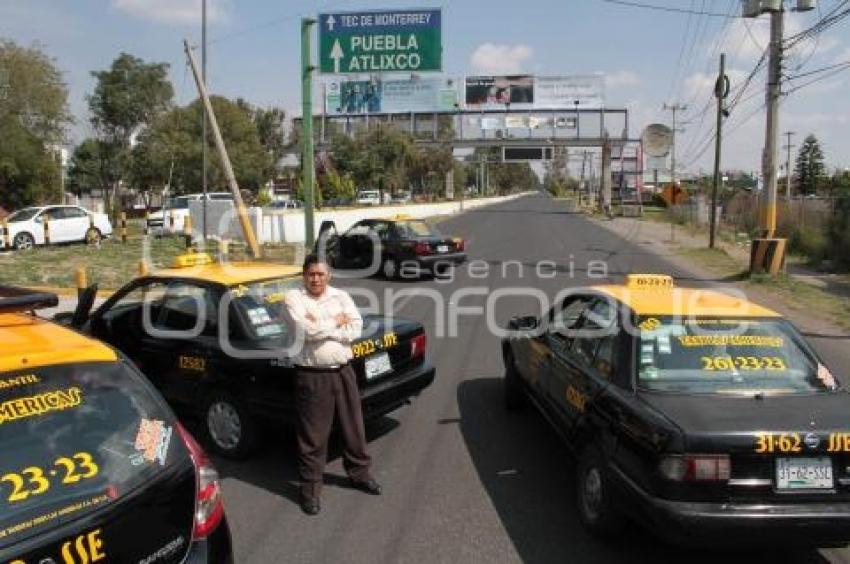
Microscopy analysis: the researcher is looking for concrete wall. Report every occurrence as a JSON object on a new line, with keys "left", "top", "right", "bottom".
{"left": 189, "top": 193, "right": 530, "bottom": 244}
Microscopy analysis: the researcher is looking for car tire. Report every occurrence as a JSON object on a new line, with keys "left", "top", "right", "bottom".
{"left": 382, "top": 257, "right": 398, "bottom": 280}
{"left": 85, "top": 227, "right": 102, "bottom": 246}
{"left": 202, "top": 392, "right": 260, "bottom": 459}
{"left": 13, "top": 232, "right": 35, "bottom": 251}
{"left": 576, "top": 446, "right": 625, "bottom": 538}
{"left": 504, "top": 349, "right": 527, "bottom": 410}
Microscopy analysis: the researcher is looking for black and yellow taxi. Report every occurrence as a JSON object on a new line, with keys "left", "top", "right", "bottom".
{"left": 317, "top": 214, "right": 466, "bottom": 279}
{"left": 69, "top": 253, "right": 435, "bottom": 459}
{"left": 0, "top": 286, "right": 232, "bottom": 563}
{"left": 502, "top": 274, "right": 850, "bottom": 548}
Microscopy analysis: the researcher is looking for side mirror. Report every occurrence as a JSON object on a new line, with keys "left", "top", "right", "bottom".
{"left": 510, "top": 315, "right": 539, "bottom": 331}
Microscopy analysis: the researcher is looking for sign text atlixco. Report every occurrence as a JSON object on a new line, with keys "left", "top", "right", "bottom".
{"left": 318, "top": 9, "right": 442, "bottom": 74}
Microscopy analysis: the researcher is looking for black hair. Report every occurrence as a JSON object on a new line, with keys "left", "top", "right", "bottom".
{"left": 302, "top": 253, "right": 327, "bottom": 273}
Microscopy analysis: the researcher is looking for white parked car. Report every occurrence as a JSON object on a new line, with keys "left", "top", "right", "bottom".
{"left": 356, "top": 189, "right": 381, "bottom": 206}
{"left": 1, "top": 205, "right": 113, "bottom": 250}
{"left": 147, "top": 192, "right": 233, "bottom": 236}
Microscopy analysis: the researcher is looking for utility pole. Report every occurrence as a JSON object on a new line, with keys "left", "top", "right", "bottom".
{"left": 761, "top": 8, "right": 783, "bottom": 238}
{"left": 783, "top": 131, "right": 795, "bottom": 203}
{"left": 662, "top": 102, "right": 687, "bottom": 186}
{"left": 184, "top": 40, "right": 260, "bottom": 259}
{"left": 202, "top": 0, "right": 208, "bottom": 242}
{"left": 710, "top": 53, "right": 729, "bottom": 249}
{"left": 301, "top": 18, "right": 317, "bottom": 248}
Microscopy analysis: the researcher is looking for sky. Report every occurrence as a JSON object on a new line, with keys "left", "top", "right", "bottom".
{"left": 2, "top": 0, "right": 849, "bottom": 176}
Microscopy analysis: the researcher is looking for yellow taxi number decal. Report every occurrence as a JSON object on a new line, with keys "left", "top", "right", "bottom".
{"left": 565, "top": 386, "right": 588, "bottom": 413}
{"left": 352, "top": 333, "right": 398, "bottom": 359}
{"left": 1, "top": 452, "right": 99, "bottom": 505}
{"left": 754, "top": 433, "right": 802, "bottom": 454}
{"left": 701, "top": 356, "right": 787, "bottom": 371}
{"left": 7, "top": 528, "right": 105, "bottom": 564}
{"left": 827, "top": 433, "right": 850, "bottom": 452}
{"left": 178, "top": 356, "right": 206, "bottom": 372}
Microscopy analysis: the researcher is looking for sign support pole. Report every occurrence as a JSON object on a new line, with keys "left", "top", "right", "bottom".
{"left": 302, "top": 18, "right": 317, "bottom": 249}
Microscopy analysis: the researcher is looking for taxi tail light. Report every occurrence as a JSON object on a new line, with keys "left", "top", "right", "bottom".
{"left": 454, "top": 238, "right": 465, "bottom": 251}
{"left": 414, "top": 242, "right": 431, "bottom": 255}
{"left": 659, "top": 454, "right": 730, "bottom": 481}
{"left": 177, "top": 423, "right": 225, "bottom": 539}
{"left": 411, "top": 332, "right": 427, "bottom": 359}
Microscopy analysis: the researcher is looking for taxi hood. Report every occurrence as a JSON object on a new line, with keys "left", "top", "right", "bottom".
{"left": 639, "top": 391, "right": 850, "bottom": 436}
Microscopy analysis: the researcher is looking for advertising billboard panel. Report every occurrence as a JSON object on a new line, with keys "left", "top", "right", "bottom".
{"left": 464, "top": 75, "right": 604, "bottom": 110}
{"left": 464, "top": 75, "right": 534, "bottom": 108}
{"left": 325, "top": 77, "right": 457, "bottom": 114}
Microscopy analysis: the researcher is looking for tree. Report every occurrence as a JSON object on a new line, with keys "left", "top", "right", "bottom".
{"left": 132, "top": 96, "right": 272, "bottom": 195}
{"left": 236, "top": 98, "right": 286, "bottom": 178}
{"left": 67, "top": 138, "right": 113, "bottom": 196}
{"left": 87, "top": 53, "right": 173, "bottom": 211}
{"left": 794, "top": 134, "right": 826, "bottom": 196}
{"left": 0, "top": 40, "right": 71, "bottom": 208}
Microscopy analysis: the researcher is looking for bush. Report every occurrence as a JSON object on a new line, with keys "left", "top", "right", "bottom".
{"left": 788, "top": 225, "right": 828, "bottom": 264}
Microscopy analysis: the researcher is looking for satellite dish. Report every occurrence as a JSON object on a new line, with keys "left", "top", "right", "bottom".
{"left": 641, "top": 124, "right": 673, "bottom": 158}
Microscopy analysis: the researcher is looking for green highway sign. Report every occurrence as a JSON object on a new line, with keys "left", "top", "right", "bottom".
{"left": 318, "top": 9, "right": 442, "bottom": 74}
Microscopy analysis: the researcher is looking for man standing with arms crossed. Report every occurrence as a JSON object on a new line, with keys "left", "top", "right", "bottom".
{"left": 285, "top": 254, "right": 381, "bottom": 515}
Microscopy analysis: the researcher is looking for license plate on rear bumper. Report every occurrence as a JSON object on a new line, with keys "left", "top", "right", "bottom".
{"left": 436, "top": 245, "right": 449, "bottom": 253}
{"left": 365, "top": 352, "right": 392, "bottom": 380}
{"left": 776, "top": 457, "right": 833, "bottom": 490}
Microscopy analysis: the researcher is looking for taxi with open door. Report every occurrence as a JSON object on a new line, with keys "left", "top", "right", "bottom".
{"left": 0, "top": 286, "right": 232, "bottom": 563}
{"left": 67, "top": 253, "right": 435, "bottom": 459}
{"left": 502, "top": 274, "right": 850, "bottom": 548}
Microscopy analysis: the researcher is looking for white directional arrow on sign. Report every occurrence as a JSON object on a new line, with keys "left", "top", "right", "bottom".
{"left": 326, "top": 15, "right": 336, "bottom": 31}
{"left": 330, "top": 39, "right": 344, "bottom": 73}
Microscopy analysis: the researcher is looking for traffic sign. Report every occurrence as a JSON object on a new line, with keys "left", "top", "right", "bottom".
{"left": 318, "top": 9, "right": 442, "bottom": 74}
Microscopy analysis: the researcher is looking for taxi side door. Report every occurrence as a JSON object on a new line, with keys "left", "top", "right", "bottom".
{"left": 548, "top": 297, "right": 619, "bottom": 441}
{"left": 138, "top": 280, "right": 222, "bottom": 403}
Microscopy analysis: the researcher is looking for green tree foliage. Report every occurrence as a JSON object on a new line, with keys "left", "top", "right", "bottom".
{"left": 236, "top": 98, "right": 286, "bottom": 177}
{"left": 0, "top": 40, "right": 71, "bottom": 209}
{"left": 331, "top": 125, "right": 417, "bottom": 194}
{"left": 132, "top": 96, "right": 271, "bottom": 195}
{"left": 87, "top": 53, "right": 173, "bottom": 210}
{"left": 322, "top": 169, "right": 356, "bottom": 200}
{"left": 794, "top": 134, "right": 826, "bottom": 196}
{"left": 67, "top": 138, "right": 113, "bottom": 196}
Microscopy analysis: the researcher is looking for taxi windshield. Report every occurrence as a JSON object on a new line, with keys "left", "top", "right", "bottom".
{"left": 636, "top": 316, "right": 835, "bottom": 395}
{"left": 0, "top": 361, "right": 188, "bottom": 549}
{"left": 396, "top": 220, "right": 438, "bottom": 238}
{"left": 230, "top": 277, "right": 300, "bottom": 339}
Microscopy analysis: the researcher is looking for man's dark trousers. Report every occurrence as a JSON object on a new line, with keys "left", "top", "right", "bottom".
{"left": 295, "top": 364, "right": 372, "bottom": 499}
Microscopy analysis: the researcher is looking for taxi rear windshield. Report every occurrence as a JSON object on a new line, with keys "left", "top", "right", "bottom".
{"left": 231, "top": 277, "right": 300, "bottom": 339}
{"left": 0, "top": 362, "right": 188, "bottom": 549}
{"left": 637, "top": 316, "right": 834, "bottom": 395}
{"left": 395, "top": 220, "right": 437, "bottom": 238}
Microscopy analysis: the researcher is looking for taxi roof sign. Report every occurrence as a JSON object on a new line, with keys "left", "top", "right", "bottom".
{"left": 171, "top": 253, "right": 214, "bottom": 268}
{"left": 626, "top": 274, "right": 674, "bottom": 290}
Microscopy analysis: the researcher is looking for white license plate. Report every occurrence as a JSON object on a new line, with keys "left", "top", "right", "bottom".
{"left": 776, "top": 457, "right": 833, "bottom": 490}
{"left": 436, "top": 245, "right": 449, "bottom": 253}
{"left": 365, "top": 352, "right": 392, "bottom": 380}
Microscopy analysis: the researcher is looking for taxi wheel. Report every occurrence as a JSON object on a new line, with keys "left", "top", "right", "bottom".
{"left": 504, "top": 349, "right": 526, "bottom": 410}
{"left": 203, "top": 392, "right": 260, "bottom": 459}
{"left": 576, "top": 447, "right": 624, "bottom": 538}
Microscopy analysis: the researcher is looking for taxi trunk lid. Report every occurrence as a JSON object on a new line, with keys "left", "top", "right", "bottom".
{"left": 350, "top": 315, "right": 425, "bottom": 386}
{"left": 642, "top": 392, "right": 850, "bottom": 500}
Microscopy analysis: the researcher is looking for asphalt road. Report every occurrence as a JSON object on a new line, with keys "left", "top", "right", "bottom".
{"left": 212, "top": 193, "right": 850, "bottom": 563}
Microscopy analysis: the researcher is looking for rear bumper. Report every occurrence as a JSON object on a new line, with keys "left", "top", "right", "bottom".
{"left": 401, "top": 253, "right": 467, "bottom": 273}
{"left": 361, "top": 361, "right": 435, "bottom": 420}
{"left": 611, "top": 465, "right": 850, "bottom": 548}
{"left": 184, "top": 517, "right": 233, "bottom": 563}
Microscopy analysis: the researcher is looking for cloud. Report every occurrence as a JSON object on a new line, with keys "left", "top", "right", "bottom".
{"left": 469, "top": 43, "right": 533, "bottom": 74}
{"left": 605, "top": 70, "right": 640, "bottom": 88}
{"left": 111, "top": 0, "right": 228, "bottom": 26}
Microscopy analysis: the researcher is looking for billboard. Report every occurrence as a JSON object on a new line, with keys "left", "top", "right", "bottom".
{"left": 464, "top": 75, "right": 604, "bottom": 110}
{"left": 325, "top": 77, "right": 457, "bottom": 114}
{"left": 464, "top": 75, "right": 534, "bottom": 108}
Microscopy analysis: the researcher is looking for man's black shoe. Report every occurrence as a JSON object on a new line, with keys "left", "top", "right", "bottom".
{"left": 301, "top": 496, "right": 320, "bottom": 515}
{"left": 350, "top": 478, "right": 382, "bottom": 495}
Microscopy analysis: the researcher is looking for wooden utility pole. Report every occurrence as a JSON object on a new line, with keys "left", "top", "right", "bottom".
{"left": 662, "top": 102, "right": 687, "bottom": 186}
{"left": 710, "top": 53, "right": 729, "bottom": 249}
{"left": 184, "top": 39, "right": 260, "bottom": 259}
{"left": 783, "top": 131, "right": 795, "bottom": 202}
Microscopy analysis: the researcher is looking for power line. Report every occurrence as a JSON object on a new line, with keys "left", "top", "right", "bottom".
{"left": 599, "top": 0, "right": 741, "bottom": 17}
{"left": 784, "top": 62, "right": 850, "bottom": 96}
{"left": 786, "top": 59, "right": 850, "bottom": 80}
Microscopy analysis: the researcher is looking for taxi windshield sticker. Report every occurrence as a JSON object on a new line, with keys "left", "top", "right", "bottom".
{"left": 0, "top": 387, "right": 82, "bottom": 426}
{"left": 134, "top": 419, "right": 172, "bottom": 466}
{"left": 817, "top": 363, "right": 837, "bottom": 390}
{"left": 677, "top": 335, "right": 783, "bottom": 347}
{"left": 246, "top": 307, "right": 273, "bottom": 326}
